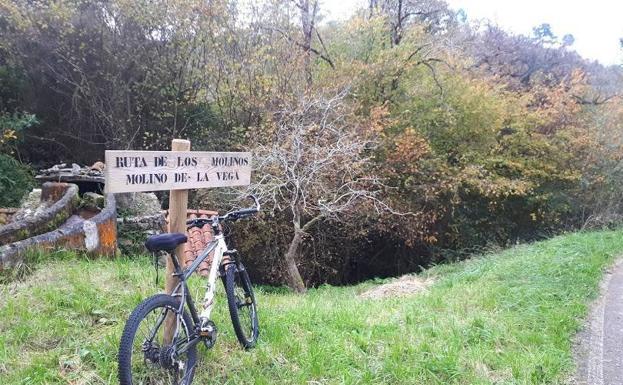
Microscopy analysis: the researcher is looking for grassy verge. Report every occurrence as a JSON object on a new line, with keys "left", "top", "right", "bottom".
{"left": 1, "top": 230, "right": 622, "bottom": 384}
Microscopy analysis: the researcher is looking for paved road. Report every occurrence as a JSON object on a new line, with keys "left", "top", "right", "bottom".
{"left": 574, "top": 260, "right": 623, "bottom": 385}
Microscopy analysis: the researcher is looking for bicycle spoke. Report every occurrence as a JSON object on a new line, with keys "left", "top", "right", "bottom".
{"left": 129, "top": 306, "right": 192, "bottom": 385}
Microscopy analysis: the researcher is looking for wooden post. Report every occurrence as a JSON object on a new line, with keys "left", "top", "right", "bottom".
{"left": 164, "top": 138, "right": 190, "bottom": 343}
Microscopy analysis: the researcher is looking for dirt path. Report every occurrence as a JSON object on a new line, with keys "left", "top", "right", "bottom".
{"left": 573, "top": 259, "right": 623, "bottom": 385}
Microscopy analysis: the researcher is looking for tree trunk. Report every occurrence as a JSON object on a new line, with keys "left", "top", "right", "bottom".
{"left": 298, "top": 0, "right": 316, "bottom": 87}
{"left": 284, "top": 228, "right": 306, "bottom": 293}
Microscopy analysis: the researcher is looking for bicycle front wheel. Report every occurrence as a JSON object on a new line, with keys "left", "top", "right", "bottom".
{"left": 118, "top": 294, "right": 197, "bottom": 385}
{"left": 224, "top": 262, "right": 259, "bottom": 349}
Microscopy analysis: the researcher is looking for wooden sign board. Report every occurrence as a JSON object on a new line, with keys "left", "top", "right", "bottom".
{"left": 104, "top": 150, "right": 251, "bottom": 193}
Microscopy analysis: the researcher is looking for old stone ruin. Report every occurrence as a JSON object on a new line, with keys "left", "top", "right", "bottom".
{"left": 0, "top": 162, "right": 212, "bottom": 271}
{"left": 0, "top": 163, "right": 117, "bottom": 269}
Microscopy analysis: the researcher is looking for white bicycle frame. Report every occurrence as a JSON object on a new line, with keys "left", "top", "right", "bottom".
{"left": 174, "top": 197, "right": 259, "bottom": 327}
{"left": 170, "top": 233, "right": 230, "bottom": 325}
{"left": 180, "top": 232, "right": 230, "bottom": 321}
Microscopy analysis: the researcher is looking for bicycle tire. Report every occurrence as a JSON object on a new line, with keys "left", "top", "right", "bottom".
{"left": 224, "top": 262, "right": 259, "bottom": 349}
{"left": 118, "top": 294, "right": 197, "bottom": 385}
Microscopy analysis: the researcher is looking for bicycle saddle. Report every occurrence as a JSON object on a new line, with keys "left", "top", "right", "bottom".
{"left": 145, "top": 233, "right": 187, "bottom": 252}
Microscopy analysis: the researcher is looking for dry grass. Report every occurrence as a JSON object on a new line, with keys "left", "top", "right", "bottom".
{"left": 359, "top": 274, "right": 434, "bottom": 299}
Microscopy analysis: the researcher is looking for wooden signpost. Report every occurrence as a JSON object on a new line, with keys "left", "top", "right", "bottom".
{"left": 104, "top": 149, "right": 252, "bottom": 194}
{"left": 104, "top": 139, "right": 252, "bottom": 341}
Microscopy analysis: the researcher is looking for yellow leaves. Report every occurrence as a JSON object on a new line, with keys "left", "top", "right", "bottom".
{"left": 386, "top": 128, "right": 432, "bottom": 175}
{"left": 0, "top": 129, "right": 17, "bottom": 152}
{"left": 0, "top": 0, "right": 32, "bottom": 31}
{"left": 367, "top": 105, "right": 392, "bottom": 135}
{"left": 460, "top": 165, "right": 534, "bottom": 199}
{"left": 424, "top": 234, "right": 438, "bottom": 244}
{"left": 3, "top": 129, "right": 17, "bottom": 141}
{"left": 525, "top": 71, "right": 588, "bottom": 134}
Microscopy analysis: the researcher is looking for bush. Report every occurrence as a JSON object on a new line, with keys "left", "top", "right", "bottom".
{"left": 0, "top": 153, "right": 35, "bottom": 207}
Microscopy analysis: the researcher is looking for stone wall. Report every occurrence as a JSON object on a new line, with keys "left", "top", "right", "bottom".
{"left": 0, "top": 208, "right": 17, "bottom": 226}
{"left": 0, "top": 188, "right": 117, "bottom": 270}
{"left": 0, "top": 183, "right": 80, "bottom": 246}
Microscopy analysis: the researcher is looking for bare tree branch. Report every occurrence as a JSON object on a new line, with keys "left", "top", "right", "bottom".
{"left": 246, "top": 90, "right": 408, "bottom": 291}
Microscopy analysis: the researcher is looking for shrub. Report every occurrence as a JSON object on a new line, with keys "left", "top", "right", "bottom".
{"left": 0, "top": 153, "right": 35, "bottom": 207}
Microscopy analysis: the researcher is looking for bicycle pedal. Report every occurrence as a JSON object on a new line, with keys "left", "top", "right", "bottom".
{"left": 199, "top": 326, "right": 214, "bottom": 336}
{"left": 199, "top": 319, "right": 216, "bottom": 336}
{"left": 199, "top": 319, "right": 218, "bottom": 349}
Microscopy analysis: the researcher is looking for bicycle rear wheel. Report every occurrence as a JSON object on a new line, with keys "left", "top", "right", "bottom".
{"left": 224, "top": 262, "right": 259, "bottom": 349}
{"left": 118, "top": 294, "right": 197, "bottom": 385}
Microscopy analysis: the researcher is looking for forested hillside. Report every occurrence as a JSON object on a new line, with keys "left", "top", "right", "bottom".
{"left": 1, "top": 0, "right": 623, "bottom": 290}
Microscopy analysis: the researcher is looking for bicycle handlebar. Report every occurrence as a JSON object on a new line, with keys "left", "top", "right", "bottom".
{"left": 186, "top": 195, "right": 260, "bottom": 229}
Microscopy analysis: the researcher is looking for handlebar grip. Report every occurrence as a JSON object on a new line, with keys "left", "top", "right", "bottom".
{"left": 234, "top": 208, "right": 258, "bottom": 216}
{"left": 186, "top": 218, "right": 212, "bottom": 228}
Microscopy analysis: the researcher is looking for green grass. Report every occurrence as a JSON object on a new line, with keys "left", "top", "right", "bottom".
{"left": 1, "top": 230, "right": 623, "bottom": 384}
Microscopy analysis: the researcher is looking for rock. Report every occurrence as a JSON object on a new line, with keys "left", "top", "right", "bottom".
{"left": 49, "top": 163, "right": 65, "bottom": 172}
{"left": 83, "top": 192, "right": 105, "bottom": 209}
{"left": 90, "top": 161, "right": 105, "bottom": 171}
{"left": 36, "top": 162, "right": 105, "bottom": 188}
{"left": 11, "top": 189, "right": 47, "bottom": 222}
{"left": 117, "top": 215, "right": 165, "bottom": 231}
{"left": 71, "top": 163, "right": 81, "bottom": 175}
{"left": 116, "top": 192, "right": 162, "bottom": 217}
{"left": 116, "top": 193, "right": 164, "bottom": 254}
{"left": 114, "top": 193, "right": 132, "bottom": 210}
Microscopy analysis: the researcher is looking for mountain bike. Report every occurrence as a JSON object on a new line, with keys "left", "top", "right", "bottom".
{"left": 118, "top": 196, "right": 261, "bottom": 385}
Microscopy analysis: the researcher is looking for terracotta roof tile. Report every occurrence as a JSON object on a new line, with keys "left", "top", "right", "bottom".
{"left": 164, "top": 209, "right": 218, "bottom": 277}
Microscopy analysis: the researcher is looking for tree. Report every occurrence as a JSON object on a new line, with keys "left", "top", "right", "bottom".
{"left": 368, "top": 0, "right": 453, "bottom": 46}
{"left": 466, "top": 24, "right": 586, "bottom": 89}
{"left": 0, "top": 52, "right": 37, "bottom": 157}
{"left": 248, "top": 91, "right": 393, "bottom": 292}
{"left": 532, "top": 23, "right": 556, "bottom": 45}
{"left": 261, "top": 0, "right": 334, "bottom": 87}
{"left": 0, "top": 0, "right": 226, "bottom": 161}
